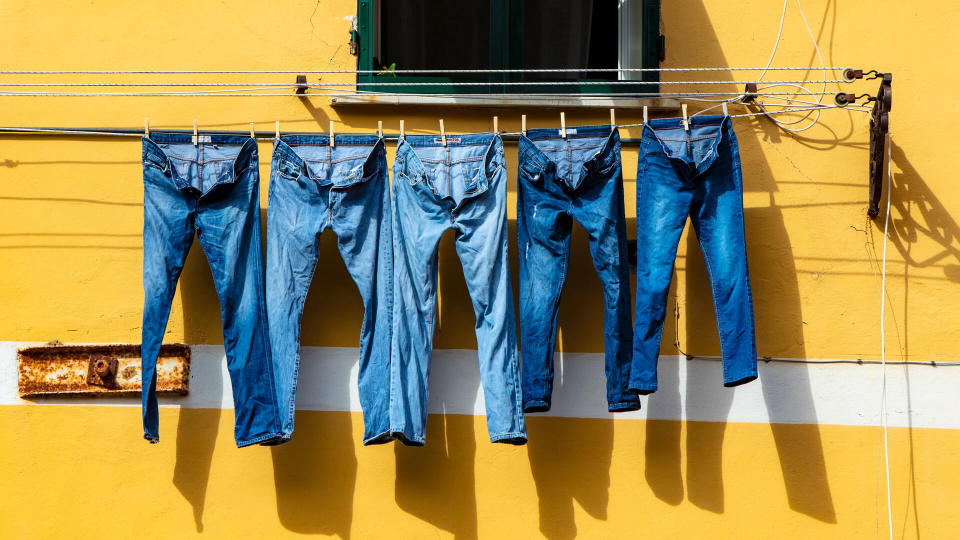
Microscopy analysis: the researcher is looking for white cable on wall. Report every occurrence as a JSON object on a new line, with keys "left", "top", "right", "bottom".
{"left": 753, "top": 0, "right": 830, "bottom": 133}
{"left": 879, "top": 131, "right": 894, "bottom": 540}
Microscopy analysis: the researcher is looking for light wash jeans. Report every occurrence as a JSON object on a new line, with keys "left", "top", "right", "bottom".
{"left": 266, "top": 135, "right": 393, "bottom": 445}
{"left": 390, "top": 133, "right": 526, "bottom": 446}
{"left": 141, "top": 133, "right": 283, "bottom": 447}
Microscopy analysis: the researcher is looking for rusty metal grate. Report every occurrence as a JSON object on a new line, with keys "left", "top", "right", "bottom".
{"left": 18, "top": 344, "right": 190, "bottom": 397}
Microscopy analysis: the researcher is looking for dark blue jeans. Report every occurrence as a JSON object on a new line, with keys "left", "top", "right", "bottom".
{"left": 630, "top": 116, "right": 758, "bottom": 394}
{"left": 266, "top": 135, "right": 393, "bottom": 445}
{"left": 141, "top": 134, "right": 283, "bottom": 447}
{"left": 517, "top": 125, "right": 639, "bottom": 413}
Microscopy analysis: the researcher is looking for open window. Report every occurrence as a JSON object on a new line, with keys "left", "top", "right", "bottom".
{"left": 356, "top": 0, "right": 663, "bottom": 95}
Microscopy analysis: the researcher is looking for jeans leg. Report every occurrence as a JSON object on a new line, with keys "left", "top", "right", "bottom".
{"left": 517, "top": 182, "right": 571, "bottom": 413}
{"left": 141, "top": 173, "right": 195, "bottom": 443}
{"left": 196, "top": 174, "right": 283, "bottom": 447}
{"left": 455, "top": 174, "right": 526, "bottom": 444}
{"left": 390, "top": 179, "right": 448, "bottom": 446}
{"left": 575, "top": 172, "right": 640, "bottom": 411}
{"left": 332, "top": 152, "right": 394, "bottom": 444}
{"left": 690, "top": 135, "right": 758, "bottom": 387}
{"left": 630, "top": 150, "right": 693, "bottom": 394}
{"left": 265, "top": 171, "right": 325, "bottom": 440}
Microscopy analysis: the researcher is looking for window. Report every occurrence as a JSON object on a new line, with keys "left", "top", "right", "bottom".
{"left": 356, "top": 0, "right": 662, "bottom": 95}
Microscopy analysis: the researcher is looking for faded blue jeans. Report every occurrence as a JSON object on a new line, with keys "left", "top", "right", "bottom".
{"left": 630, "top": 115, "right": 758, "bottom": 393}
{"left": 266, "top": 135, "right": 393, "bottom": 445}
{"left": 390, "top": 133, "right": 526, "bottom": 445}
{"left": 141, "top": 133, "right": 283, "bottom": 447}
{"left": 517, "top": 125, "right": 639, "bottom": 413}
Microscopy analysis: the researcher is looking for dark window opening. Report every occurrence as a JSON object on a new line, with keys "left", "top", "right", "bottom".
{"left": 522, "top": 0, "right": 618, "bottom": 80}
{"left": 378, "top": 0, "right": 491, "bottom": 71}
{"left": 357, "top": 0, "right": 661, "bottom": 94}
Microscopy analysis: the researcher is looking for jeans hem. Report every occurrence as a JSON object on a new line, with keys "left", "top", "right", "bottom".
{"left": 372, "top": 430, "right": 424, "bottom": 447}
{"left": 490, "top": 432, "right": 528, "bottom": 445}
{"left": 523, "top": 399, "right": 551, "bottom": 413}
{"left": 258, "top": 434, "right": 292, "bottom": 446}
{"left": 608, "top": 400, "right": 642, "bottom": 412}
{"left": 362, "top": 430, "right": 397, "bottom": 446}
{"left": 628, "top": 384, "right": 657, "bottom": 395}
{"left": 723, "top": 372, "right": 758, "bottom": 387}
{"left": 236, "top": 432, "right": 287, "bottom": 448}
{"left": 143, "top": 434, "right": 159, "bottom": 444}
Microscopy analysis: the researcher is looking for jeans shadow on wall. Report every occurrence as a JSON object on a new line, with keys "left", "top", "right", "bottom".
{"left": 635, "top": 0, "right": 837, "bottom": 522}
{"left": 527, "top": 220, "right": 617, "bottom": 539}
{"left": 270, "top": 227, "right": 359, "bottom": 538}
{"left": 176, "top": 216, "right": 362, "bottom": 537}
{"left": 394, "top": 230, "right": 482, "bottom": 540}
{"left": 175, "top": 242, "right": 225, "bottom": 533}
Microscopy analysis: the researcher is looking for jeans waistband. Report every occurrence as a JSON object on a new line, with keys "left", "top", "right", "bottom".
{"left": 142, "top": 136, "right": 258, "bottom": 194}
{"left": 273, "top": 137, "right": 385, "bottom": 163}
{"left": 394, "top": 135, "right": 504, "bottom": 203}
{"left": 641, "top": 115, "right": 732, "bottom": 175}
{"left": 280, "top": 134, "right": 383, "bottom": 147}
{"left": 401, "top": 132, "right": 499, "bottom": 147}
{"left": 644, "top": 114, "right": 729, "bottom": 132}
{"left": 147, "top": 132, "right": 255, "bottom": 146}
{"left": 524, "top": 124, "right": 616, "bottom": 140}
{"left": 518, "top": 127, "right": 621, "bottom": 189}
{"left": 273, "top": 137, "right": 385, "bottom": 187}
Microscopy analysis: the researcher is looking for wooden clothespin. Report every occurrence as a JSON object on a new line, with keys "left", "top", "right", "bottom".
{"left": 642, "top": 106, "right": 648, "bottom": 125}
{"left": 275, "top": 121, "right": 280, "bottom": 141}
{"left": 329, "top": 120, "right": 335, "bottom": 148}
{"left": 560, "top": 112, "right": 566, "bottom": 139}
{"left": 493, "top": 116, "right": 499, "bottom": 134}
{"left": 249, "top": 122, "right": 256, "bottom": 139}
{"left": 377, "top": 120, "right": 383, "bottom": 138}
{"left": 681, "top": 104, "right": 689, "bottom": 132}
{"left": 609, "top": 108, "right": 616, "bottom": 132}
{"left": 192, "top": 119, "right": 198, "bottom": 146}
{"left": 144, "top": 118, "right": 150, "bottom": 138}
{"left": 439, "top": 119, "right": 446, "bottom": 146}
{"left": 521, "top": 114, "right": 527, "bottom": 137}
{"left": 399, "top": 120, "right": 405, "bottom": 140}
{"left": 722, "top": 102, "right": 729, "bottom": 117}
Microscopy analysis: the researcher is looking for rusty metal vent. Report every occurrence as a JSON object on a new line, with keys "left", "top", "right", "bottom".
{"left": 18, "top": 344, "right": 190, "bottom": 397}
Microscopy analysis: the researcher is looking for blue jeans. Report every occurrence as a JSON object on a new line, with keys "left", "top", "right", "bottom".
{"left": 141, "top": 134, "right": 283, "bottom": 447}
{"left": 266, "top": 135, "right": 393, "bottom": 445}
{"left": 517, "top": 125, "right": 639, "bottom": 413}
{"left": 390, "top": 134, "right": 526, "bottom": 445}
{"left": 630, "top": 116, "right": 758, "bottom": 393}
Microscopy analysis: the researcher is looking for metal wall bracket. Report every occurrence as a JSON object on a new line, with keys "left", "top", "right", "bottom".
{"left": 86, "top": 354, "right": 119, "bottom": 388}
{"left": 18, "top": 344, "right": 190, "bottom": 397}
{"left": 868, "top": 73, "right": 892, "bottom": 218}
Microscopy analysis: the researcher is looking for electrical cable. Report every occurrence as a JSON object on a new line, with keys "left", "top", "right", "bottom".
{"left": 879, "top": 131, "right": 894, "bottom": 540}
{"left": 0, "top": 67, "right": 850, "bottom": 75}
{"left": 753, "top": 0, "right": 831, "bottom": 133}
{"left": 0, "top": 79, "right": 849, "bottom": 87}
{"left": 0, "top": 89, "right": 853, "bottom": 98}
{"left": 0, "top": 104, "right": 876, "bottom": 139}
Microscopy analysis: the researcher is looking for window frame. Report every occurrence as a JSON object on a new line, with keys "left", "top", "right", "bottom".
{"left": 356, "top": 0, "right": 661, "bottom": 95}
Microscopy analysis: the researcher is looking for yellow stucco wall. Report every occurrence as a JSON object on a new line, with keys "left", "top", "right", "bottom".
{"left": 1, "top": 1, "right": 958, "bottom": 538}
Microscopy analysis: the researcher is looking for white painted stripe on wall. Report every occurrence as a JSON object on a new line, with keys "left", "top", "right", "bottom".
{"left": 1, "top": 342, "right": 957, "bottom": 430}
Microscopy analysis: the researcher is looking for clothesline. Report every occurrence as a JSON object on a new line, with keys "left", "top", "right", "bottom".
{"left": 0, "top": 104, "right": 872, "bottom": 141}
{"left": 0, "top": 89, "right": 858, "bottom": 98}
{"left": 0, "top": 80, "right": 850, "bottom": 87}
{"left": 0, "top": 66, "right": 852, "bottom": 74}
